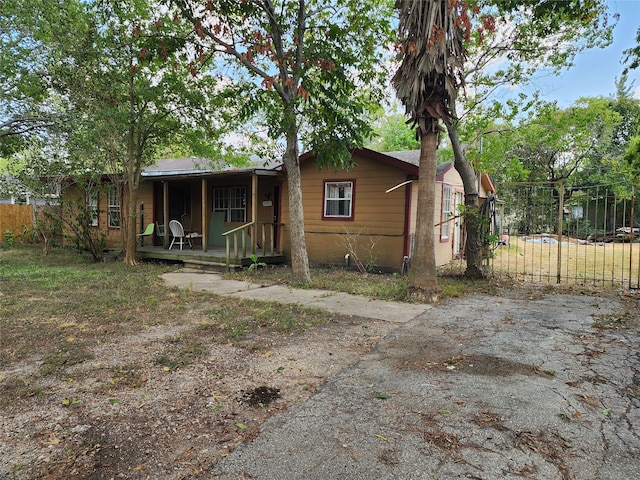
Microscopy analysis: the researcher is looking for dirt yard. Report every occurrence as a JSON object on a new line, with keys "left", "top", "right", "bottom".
{"left": 0, "top": 306, "right": 397, "bottom": 479}
{"left": 2, "top": 276, "right": 639, "bottom": 479}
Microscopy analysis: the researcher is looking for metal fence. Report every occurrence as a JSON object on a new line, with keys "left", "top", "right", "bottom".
{"left": 489, "top": 182, "right": 640, "bottom": 289}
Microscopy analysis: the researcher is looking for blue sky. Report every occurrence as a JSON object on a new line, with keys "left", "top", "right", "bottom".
{"left": 530, "top": 0, "right": 640, "bottom": 106}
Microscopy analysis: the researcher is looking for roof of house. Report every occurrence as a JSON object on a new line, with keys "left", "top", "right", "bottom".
{"left": 384, "top": 150, "right": 420, "bottom": 165}
{"left": 141, "top": 156, "right": 281, "bottom": 179}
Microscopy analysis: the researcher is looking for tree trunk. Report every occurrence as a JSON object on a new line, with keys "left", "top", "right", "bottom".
{"left": 409, "top": 131, "right": 439, "bottom": 303}
{"left": 123, "top": 175, "right": 139, "bottom": 266}
{"left": 446, "top": 120, "right": 487, "bottom": 279}
{"left": 282, "top": 111, "right": 311, "bottom": 283}
{"left": 123, "top": 71, "right": 139, "bottom": 266}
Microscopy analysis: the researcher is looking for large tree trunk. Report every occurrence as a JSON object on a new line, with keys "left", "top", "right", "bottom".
{"left": 123, "top": 175, "right": 139, "bottom": 266}
{"left": 409, "top": 131, "right": 439, "bottom": 303}
{"left": 282, "top": 112, "right": 311, "bottom": 283}
{"left": 123, "top": 74, "right": 139, "bottom": 266}
{"left": 446, "top": 120, "right": 487, "bottom": 279}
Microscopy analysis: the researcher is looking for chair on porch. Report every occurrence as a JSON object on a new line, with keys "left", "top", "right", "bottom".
{"left": 137, "top": 223, "right": 154, "bottom": 247}
{"left": 155, "top": 222, "right": 166, "bottom": 244}
{"left": 169, "top": 220, "right": 192, "bottom": 250}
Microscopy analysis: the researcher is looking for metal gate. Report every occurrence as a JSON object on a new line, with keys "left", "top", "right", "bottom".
{"left": 489, "top": 182, "right": 640, "bottom": 289}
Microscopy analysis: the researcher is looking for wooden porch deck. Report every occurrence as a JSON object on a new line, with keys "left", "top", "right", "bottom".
{"left": 137, "top": 245, "right": 286, "bottom": 270}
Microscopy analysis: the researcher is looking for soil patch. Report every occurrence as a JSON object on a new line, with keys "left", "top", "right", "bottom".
{"left": 1, "top": 312, "right": 397, "bottom": 479}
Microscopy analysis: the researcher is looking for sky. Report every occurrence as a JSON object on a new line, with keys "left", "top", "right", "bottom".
{"left": 528, "top": 0, "right": 640, "bottom": 106}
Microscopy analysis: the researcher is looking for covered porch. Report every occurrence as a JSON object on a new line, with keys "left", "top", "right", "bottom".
{"left": 137, "top": 158, "right": 287, "bottom": 269}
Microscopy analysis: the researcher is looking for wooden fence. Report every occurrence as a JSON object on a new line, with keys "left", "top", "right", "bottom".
{"left": 0, "top": 203, "right": 34, "bottom": 242}
{"left": 489, "top": 182, "right": 640, "bottom": 289}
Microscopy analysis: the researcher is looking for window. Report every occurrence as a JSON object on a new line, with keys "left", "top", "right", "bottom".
{"left": 323, "top": 181, "right": 354, "bottom": 219}
{"left": 108, "top": 188, "right": 120, "bottom": 228}
{"left": 213, "top": 186, "right": 246, "bottom": 222}
{"left": 441, "top": 186, "right": 452, "bottom": 239}
{"left": 87, "top": 191, "right": 98, "bottom": 227}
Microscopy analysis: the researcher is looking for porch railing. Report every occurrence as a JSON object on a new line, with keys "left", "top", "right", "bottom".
{"left": 222, "top": 221, "right": 280, "bottom": 270}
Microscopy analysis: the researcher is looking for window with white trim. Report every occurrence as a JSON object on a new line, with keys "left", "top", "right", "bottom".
{"left": 87, "top": 191, "right": 98, "bottom": 227}
{"left": 213, "top": 186, "right": 246, "bottom": 222}
{"left": 441, "top": 186, "right": 452, "bottom": 239}
{"left": 324, "top": 181, "right": 353, "bottom": 219}
{"left": 108, "top": 188, "right": 120, "bottom": 228}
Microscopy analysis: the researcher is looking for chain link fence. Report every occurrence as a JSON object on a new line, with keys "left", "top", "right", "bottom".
{"left": 489, "top": 182, "right": 640, "bottom": 289}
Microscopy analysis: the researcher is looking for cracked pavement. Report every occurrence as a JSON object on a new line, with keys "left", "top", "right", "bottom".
{"left": 210, "top": 290, "right": 640, "bottom": 480}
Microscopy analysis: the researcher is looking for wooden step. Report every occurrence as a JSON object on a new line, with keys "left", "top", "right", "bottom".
{"left": 182, "top": 259, "right": 243, "bottom": 272}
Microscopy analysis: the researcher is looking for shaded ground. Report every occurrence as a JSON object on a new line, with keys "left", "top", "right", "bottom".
{"left": 2, "top": 277, "right": 639, "bottom": 479}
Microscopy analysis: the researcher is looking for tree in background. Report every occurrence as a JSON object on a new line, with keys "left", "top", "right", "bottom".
{"left": 622, "top": 30, "right": 640, "bottom": 183}
{"left": 367, "top": 113, "right": 420, "bottom": 152}
{"left": 0, "top": 0, "right": 85, "bottom": 155}
{"left": 444, "top": 0, "right": 612, "bottom": 278}
{"left": 1, "top": 1, "right": 234, "bottom": 264}
{"left": 170, "top": 0, "right": 393, "bottom": 283}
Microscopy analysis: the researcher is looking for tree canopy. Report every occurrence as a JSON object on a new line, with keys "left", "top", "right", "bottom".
{"left": 169, "top": 0, "right": 394, "bottom": 282}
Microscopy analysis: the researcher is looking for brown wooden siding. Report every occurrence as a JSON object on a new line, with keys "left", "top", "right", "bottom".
{"left": 281, "top": 153, "right": 411, "bottom": 270}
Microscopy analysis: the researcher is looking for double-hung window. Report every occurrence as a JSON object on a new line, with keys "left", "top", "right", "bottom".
{"left": 441, "top": 185, "right": 452, "bottom": 240}
{"left": 86, "top": 191, "right": 98, "bottom": 227}
{"left": 213, "top": 186, "right": 246, "bottom": 222}
{"left": 323, "top": 181, "right": 354, "bottom": 220}
{"left": 108, "top": 188, "right": 120, "bottom": 228}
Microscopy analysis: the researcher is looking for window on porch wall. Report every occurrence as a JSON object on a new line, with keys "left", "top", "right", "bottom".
{"left": 108, "top": 188, "right": 120, "bottom": 228}
{"left": 213, "top": 186, "right": 246, "bottom": 222}
{"left": 441, "top": 186, "right": 451, "bottom": 240}
{"left": 86, "top": 191, "right": 98, "bottom": 227}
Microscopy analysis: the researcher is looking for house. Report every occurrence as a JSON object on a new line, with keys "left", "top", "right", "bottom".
{"left": 280, "top": 149, "right": 496, "bottom": 270}
{"left": 60, "top": 149, "right": 495, "bottom": 271}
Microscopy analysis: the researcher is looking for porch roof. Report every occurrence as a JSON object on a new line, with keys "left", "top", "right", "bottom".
{"left": 141, "top": 156, "right": 283, "bottom": 181}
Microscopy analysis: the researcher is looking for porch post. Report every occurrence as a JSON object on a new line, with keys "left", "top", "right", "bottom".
{"left": 251, "top": 173, "right": 258, "bottom": 251}
{"left": 163, "top": 181, "right": 169, "bottom": 249}
{"left": 202, "top": 178, "right": 208, "bottom": 252}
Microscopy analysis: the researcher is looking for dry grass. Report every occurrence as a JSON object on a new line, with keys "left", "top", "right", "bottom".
{"left": 491, "top": 236, "right": 640, "bottom": 288}
{"left": 0, "top": 244, "right": 333, "bottom": 375}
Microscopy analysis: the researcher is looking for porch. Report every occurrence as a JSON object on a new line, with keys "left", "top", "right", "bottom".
{"left": 138, "top": 245, "right": 286, "bottom": 270}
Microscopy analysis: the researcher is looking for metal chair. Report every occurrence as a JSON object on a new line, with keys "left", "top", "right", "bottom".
{"left": 169, "top": 220, "right": 191, "bottom": 250}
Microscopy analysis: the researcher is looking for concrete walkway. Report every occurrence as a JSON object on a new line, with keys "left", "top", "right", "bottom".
{"left": 161, "top": 271, "right": 432, "bottom": 323}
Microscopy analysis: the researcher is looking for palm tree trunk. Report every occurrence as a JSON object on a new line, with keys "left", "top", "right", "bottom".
{"left": 409, "top": 131, "right": 439, "bottom": 302}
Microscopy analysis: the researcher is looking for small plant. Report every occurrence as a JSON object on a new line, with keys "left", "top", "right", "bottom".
{"left": 337, "top": 228, "right": 380, "bottom": 273}
{"left": 248, "top": 253, "right": 267, "bottom": 271}
{"left": 2, "top": 230, "right": 15, "bottom": 248}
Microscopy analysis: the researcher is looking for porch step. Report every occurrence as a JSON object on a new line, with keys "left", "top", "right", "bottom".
{"left": 182, "top": 259, "right": 242, "bottom": 272}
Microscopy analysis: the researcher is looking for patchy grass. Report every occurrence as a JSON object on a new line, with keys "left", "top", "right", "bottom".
{"left": 227, "top": 260, "right": 502, "bottom": 302}
{"left": 0, "top": 244, "right": 338, "bottom": 377}
{"left": 196, "top": 299, "right": 329, "bottom": 347}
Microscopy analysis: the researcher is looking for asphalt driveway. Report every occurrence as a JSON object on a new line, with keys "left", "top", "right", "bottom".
{"left": 207, "top": 289, "right": 640, "bottom": 480}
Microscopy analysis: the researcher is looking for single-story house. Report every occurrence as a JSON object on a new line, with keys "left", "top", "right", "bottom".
{"left": 280, "top": 149, "right": 496, "bottom": 269}
{"left": 61, "top": 148, "right": 495, "bottom": 271}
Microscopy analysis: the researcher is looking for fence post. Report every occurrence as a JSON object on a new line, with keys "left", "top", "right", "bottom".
{"left": 556, "top": 183, "right": 564, "bottom": 284}
{"left": 630, "top": 185, "right": 635, "bottom": 289}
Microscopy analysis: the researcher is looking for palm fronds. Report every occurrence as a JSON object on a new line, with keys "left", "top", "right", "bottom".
{"left": 392, "top": 0, "right": 469, "bottom": 134}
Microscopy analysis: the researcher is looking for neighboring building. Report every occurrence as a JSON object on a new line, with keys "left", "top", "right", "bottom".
{"left": 60, "top": 149, "right": 496, "bottom": 271}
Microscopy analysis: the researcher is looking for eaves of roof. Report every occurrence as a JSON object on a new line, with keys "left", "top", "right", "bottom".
{"left": 141, "top": 167, "right": 282, "bottom": 181}
{"left": 298, "top": 147, "right": 419, "bottom": 175}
